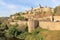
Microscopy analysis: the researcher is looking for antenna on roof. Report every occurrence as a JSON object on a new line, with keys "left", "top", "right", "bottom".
{"left": 39, "top": 4, "right": 41, "bottom": 8}
{"left": 31, "top": 7, "right": 33, "bottom": 10}
{"left": 45, "top": 6, "right": 48, "bottom": 8}
{"left": 31, "top": 7, "right": 33, "bottom": 11}
{"left": 30, "top": 7, "right": 33, "bottom": 14}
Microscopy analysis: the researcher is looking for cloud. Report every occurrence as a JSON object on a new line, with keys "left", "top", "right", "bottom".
{"left": 0, "top": 0, "right": 17, "bottom": 9}
{"left": 7, "top": 4, "right": 17, "bottom": 9}
{"left": 0, "top": 0, "right": 31, "bottom": 11}
{"left": 53, "top": 0, "right": 60, "bottom": 7}
{"left": 52, "top": 0, "right": 57, "bottom": 2}
{"left": 1, "top": 0, "right": 60, "bottom": 17}
{"left": 17, "top": 0, "right": 40, "bottom": 7}
{"left": 43, "top": 0, "right": 60, "bottom": 7}
{"left": 51, "top": 0, "right": 60, "bottom": 5}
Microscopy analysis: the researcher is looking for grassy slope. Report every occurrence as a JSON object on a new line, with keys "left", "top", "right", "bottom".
{"left": 0, "top": 17, "right": 9, "bottom": 23}
{"left": 40, "top": 30, "right": 60, "bottom": 40}
{"left": 25, "top": 28, "right": 60, "bottom": 40}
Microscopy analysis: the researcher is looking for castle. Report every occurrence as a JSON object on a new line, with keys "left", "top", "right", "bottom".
{"left": 8, "top": 5, "right": 60, "bottom": 33}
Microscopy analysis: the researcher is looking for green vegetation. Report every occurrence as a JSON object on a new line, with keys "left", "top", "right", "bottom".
{"left": 5, "top": 25, "right": 18, "bottom": 37}
{"left": 4, "top": 25, "right": 45, "bottom": 40}
{"left": 1, "top": 6, "right": 60, "bottom": 40}
{"left": 15, "top": 16, "right": 25, "bottom": 20}
{"left": 16, "top": 27, "right": 45, "bottom": 40}
{"left": 17, "top": 31, "right": 28, "bottom": 39}
{"left": 54, "top": 6, "right": 60, "bottom": 15}
{"left": 25, "top": 27, "right": 44, "bottom": 40}
{"left": 6, "top": 27, "right": 15, "bottom": 37}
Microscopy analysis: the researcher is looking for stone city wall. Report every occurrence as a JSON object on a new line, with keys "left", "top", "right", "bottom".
{"left": 39, "top": 21, "right": 60, "bottom": 30}
{"left": 28, "top": 19, "right": 39, "bottom": 33}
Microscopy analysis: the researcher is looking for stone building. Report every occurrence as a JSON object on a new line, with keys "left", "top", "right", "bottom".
{"left": 21, "top": 5, "right": 54, "bottom": 19}
{"left": 28, "top": 18, "right": 39, "bottom": 33}
{"left": 54, "top": 16, "right": 60, "bottom": 22}
{"left": 8, "top": 5, "right": 56, "bottom": 33}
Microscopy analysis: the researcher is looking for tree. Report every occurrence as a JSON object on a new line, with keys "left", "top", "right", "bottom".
{"left": 54, "top": 6, "right": 60, "bottom": 15}
{"left": 5, "top": 24, "right": 18, "bottom": 38}
{"left": 51, "top": 6, "right": 60, "bottom": 22}
{"left": 16, "top": 16, "right": 25, "bottom": 20}
{"left": 30, "top": 7, "right": 33, "bottom": 14}
{"left": 51, "top": 12, "right": 54, "bottom": 22}
{"left": 6, "top": 27, "right": 17, "bottom": 37}
{"left": 0, "top": 23, "right": 8, "bottom": 31}
{"left": 0, "top": 20, "right": 2, "bottom": 25}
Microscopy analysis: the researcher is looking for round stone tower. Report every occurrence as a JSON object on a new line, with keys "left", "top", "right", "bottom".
{"left": 28, "top": 18, "right": 39, "bottom": 33}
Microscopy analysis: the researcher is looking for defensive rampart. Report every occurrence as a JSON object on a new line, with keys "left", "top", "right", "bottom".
{"left": 39, "top": 21, "right": 60, "bottom": 30}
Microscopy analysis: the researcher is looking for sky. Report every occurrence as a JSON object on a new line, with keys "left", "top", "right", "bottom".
{"left": 0, "top": 0, "right": 60, "bottom": 17}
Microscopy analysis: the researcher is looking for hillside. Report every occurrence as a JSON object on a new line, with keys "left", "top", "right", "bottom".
{"left": 0, "top": 6, "right": 60, "bottom": 40}
{"left": 0, "top": 17, "right": 9, "bottom": 22}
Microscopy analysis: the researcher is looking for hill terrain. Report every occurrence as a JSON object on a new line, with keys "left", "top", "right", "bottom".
{"left": 0, "top": 5, "right": 60, "bottom": 40}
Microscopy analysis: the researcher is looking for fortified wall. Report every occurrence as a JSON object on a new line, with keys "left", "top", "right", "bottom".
{"left": 9, "top": 16, "right": 60, "bottom": 33}
{"left": 27, "top": 16, "right": 60, "bottom": 33}
{"left": 9, "top": 20, "right": 27, "bottom": 31}
{"left": 9, "top": 5, "right": 60, "bottom": 33}
{"left": 28, "top": 19, "right": 39, "bottom": 33}
{"left": 39, "top": 16, "right": 60, "bottom": 30}
{"left": 39, "top": 21, "right": 60, "bottom": 30}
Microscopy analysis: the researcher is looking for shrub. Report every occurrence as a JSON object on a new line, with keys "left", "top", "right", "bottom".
{"left": 17, "top": 32, "right": 28, "bottom": 39}
{"left": 16, "top": 16, "right": 25, "bottom": 20}
{"left": 0, "top": 23, "right": 8, "bottom": 31}
{"left": 5, "top": 25, "right": 18, "bottom": 38}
